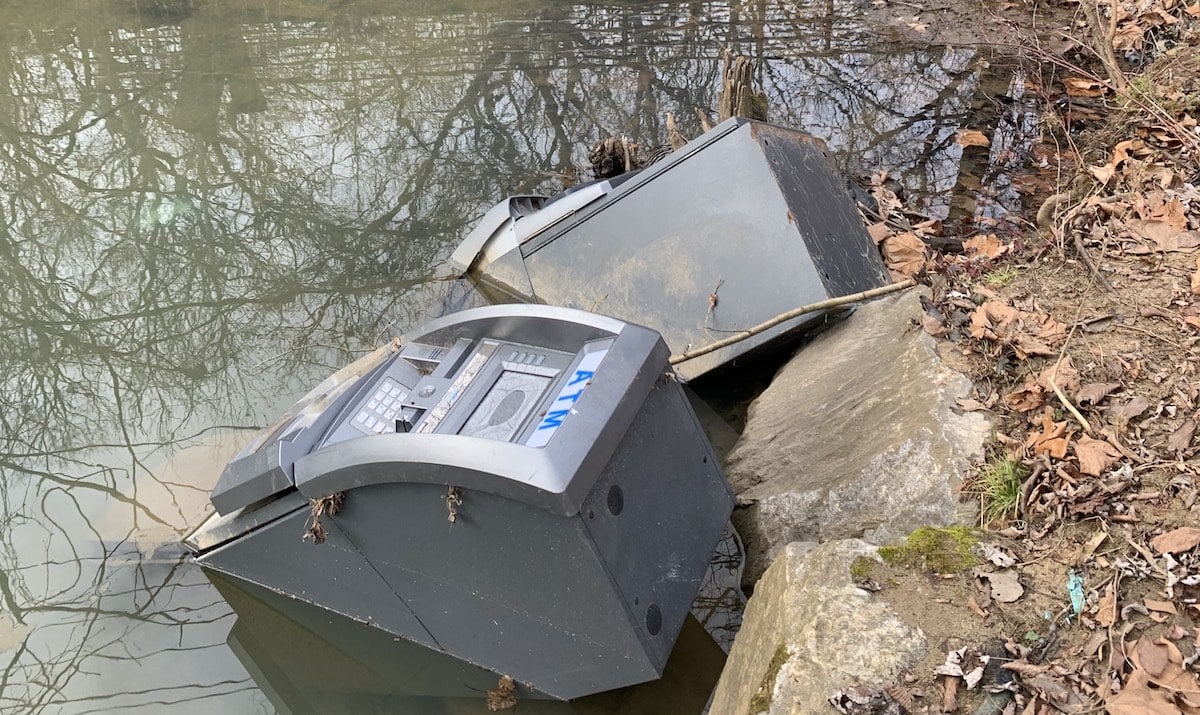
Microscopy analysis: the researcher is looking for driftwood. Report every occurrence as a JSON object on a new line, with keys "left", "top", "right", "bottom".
{"left": 587, "top": 136, "right": 640, "bottom": 179}
{"left": 718, "top": 50, "right": 768, "bottom": 122}
{"left": 588, "top": 51, "right": 765, "bottom": 179}
{"left": 669, "top": 279, "right": 917, "bottom": 365}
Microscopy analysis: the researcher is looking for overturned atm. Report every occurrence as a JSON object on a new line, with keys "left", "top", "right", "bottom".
{"left": 184, "top": 305, "right": 734, "bottom": 700}
{"left": 451, "top": 117, "right": 891, "bottom": 380}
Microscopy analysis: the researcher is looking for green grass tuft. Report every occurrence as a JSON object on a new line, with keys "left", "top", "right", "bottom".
{"left": 983, "top": 265, "right": 1020, "bottom": 288}
{"left": 976, "top": 456, "right": 1029, "bottom": 524}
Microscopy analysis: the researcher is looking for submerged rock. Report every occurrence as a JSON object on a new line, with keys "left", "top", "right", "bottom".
{"left": 726, "top": 287, "right": 990, "bottom": 585}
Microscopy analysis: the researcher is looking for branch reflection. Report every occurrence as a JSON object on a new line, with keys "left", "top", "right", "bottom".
{"left": 0, "top": 1, "right": 980, "bottom": 711}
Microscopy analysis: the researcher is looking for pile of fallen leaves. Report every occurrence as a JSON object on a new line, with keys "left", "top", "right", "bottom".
{"left": 855, "top": 3, "right": 1200, "bottom": 712}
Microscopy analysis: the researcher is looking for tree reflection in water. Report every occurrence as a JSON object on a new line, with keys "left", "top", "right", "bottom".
{"left": 0, "top": 1, "right": 979, "bottom": 711}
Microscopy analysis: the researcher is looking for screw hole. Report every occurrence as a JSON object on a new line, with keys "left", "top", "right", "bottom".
{"left": 606, "top": 485, "right": 624, "bottom": 516}
{"left": 645, "top": 604, "right": 662, "bottom": 635}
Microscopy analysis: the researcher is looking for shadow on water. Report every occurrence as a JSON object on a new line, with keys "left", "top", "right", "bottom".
{"left": 0, "top": 1, "right": 1029, "bottom": 711}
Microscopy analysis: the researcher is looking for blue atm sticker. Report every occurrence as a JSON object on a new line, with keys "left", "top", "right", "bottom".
{"left": 525, "top": 349, "right": 609, "bottom": 448}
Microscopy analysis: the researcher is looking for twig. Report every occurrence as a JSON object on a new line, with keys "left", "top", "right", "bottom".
{"left": 704, "top": 279, "right": 725, "bottom": 329}
{"left": 1119, "top": 528, "right": 1167, "bottom": 577}
{"left": 1073, "top": 232, "right": 1116, "bottom": 293}
{"left": 669, "top": 279, "right": 916, "bottom": 365}
{"left": 1100, "top": 427, "right": 1146, "bottom": 464}
{"left": 1049, "top": 315, "right": 1093, "bottom": 435}
{"left": 1113, "top": 323, "right": 1186, "bottom": 349}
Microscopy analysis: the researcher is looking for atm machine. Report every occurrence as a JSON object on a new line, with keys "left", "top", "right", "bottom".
{"left": 450, "top": 117, "right": 891, "bottom": 381}
{"left": 185, "top": 305, "right": 734, "bottom": 701}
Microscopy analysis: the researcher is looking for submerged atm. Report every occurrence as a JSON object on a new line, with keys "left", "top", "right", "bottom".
{"left": 185, "top": 305, "right": 734, "bottom": 700}
{"left": 450, "top": 117, "right": 891, "bottom": 381}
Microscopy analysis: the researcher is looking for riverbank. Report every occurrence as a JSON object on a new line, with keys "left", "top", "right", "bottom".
{"left": 822, "top": 1, "right": 1200, "bottom": 711}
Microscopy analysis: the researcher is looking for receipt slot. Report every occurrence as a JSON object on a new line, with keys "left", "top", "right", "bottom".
{"left": 184, "top": 305, "right": 734, "bottom": 700}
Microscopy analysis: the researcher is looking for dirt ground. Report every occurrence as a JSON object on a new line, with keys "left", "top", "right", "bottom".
{"left": 844, "top": 0, "right": 1200, "bottom": 713}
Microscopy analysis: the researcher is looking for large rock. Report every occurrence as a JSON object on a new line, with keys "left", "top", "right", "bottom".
{"left": 726, "top": 287, "right": 989, "bottom": 585}
{"left": 709, "top": 540, "right": 927, "bottom": 714}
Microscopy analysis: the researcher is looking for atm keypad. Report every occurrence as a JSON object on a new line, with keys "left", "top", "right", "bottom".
{"left": 353, "top": 378, "right": 409, "bottom": 435}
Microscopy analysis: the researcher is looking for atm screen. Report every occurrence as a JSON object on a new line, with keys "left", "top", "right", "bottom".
{"left": 458, "top": 371, "right": 553, "bottom": 442}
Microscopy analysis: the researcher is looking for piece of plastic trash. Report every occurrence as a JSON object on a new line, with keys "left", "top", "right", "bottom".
{"left": 1067, "top": 570, "right": 1085, "bottom": 617}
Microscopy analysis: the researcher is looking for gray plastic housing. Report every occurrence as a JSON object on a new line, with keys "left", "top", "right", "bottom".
{"left": 188, "top": 305, "right": 734, "bottom": 699}
{"left": 455, "top": 117, "right": 890, "bottom": 380}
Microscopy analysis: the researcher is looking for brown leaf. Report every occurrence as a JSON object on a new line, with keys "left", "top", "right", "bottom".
{"left": 881, "top": 232, "right": 927, "bottom": 279}
{"left": 1011, "top": 335, "right": 1057, "bottom": 358}
{"left": 957, "top": 397, "right": 991, "bottom": 412}
{"left": 1113, "top": 22, "right": 1146, "bottom": 51}
{"left": 1065, "top": 76, "right": 1107, "bottom": 97}
{"left": 1168, "top": 419, "right": 1197, "bottom": 452}
{"left": 1107, "top": 668, "right": 1186, "bottom": 714}
{"left": 1028, "top": 408, "right": 1071, "bottom": 459}
{"left": 1134, "top": 637, "right": 1172, "bottom": 677}
{"left": 1193, "top": 255, "right": 1200, "bottom": 295}
{"left": 1123, "top": 221, "right": 1200, "bottom": 253}
{"left": 867, "top": 222, "right": 892, "bottom": 245}
{"left": 1144, "top": 599, "right": 1177, "bottom": 614}
{"left": 975, "top": 569, "right": 1023, "bottom": 603}
{"left": 1112, "top": 396, "right": 1152, "bottom": 423}
{"left": 922, "top": 311, "right": 948, "bottom": 337}
{"left": 963, "top": 233, "right": 1007, "bottom": 259}
{"left": 1097, "top": 582, "right": 1118, "bottom": 627}
{"left": 1077, "top": 382, "right": 1122, "bottom": 404}
{"left": 1005, "top": 374, "right": 1046, "bottom": 412}
{"left": 969, "top": 300, "right": 1020, "bottom": 340}
{"left": 956, "top": 129, "right": 991, "bottom": 147}
{"left": 1146, "top": 195, "right": 1188, "bottom": 230}
{"left": 1151, "top": 526, "right": 1200, "bottom": 554}
{"left": 1038, "top": 356, "right": 1080, "bottom": 394}
{"left": 1076, "top": 435, "right": 1122, "bottom": 476}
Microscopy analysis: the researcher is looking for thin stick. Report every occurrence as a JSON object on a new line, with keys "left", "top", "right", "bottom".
{"left": 1049, "top": 352, "right": 1093, "bottom": 436}
{"left": 669, "top": 279, "right": 916, "bottom": 365}
{"left": 1073, "top": 232, "right": 1116, "bottom": 293}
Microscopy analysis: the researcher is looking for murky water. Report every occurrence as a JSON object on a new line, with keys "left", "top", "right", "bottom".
{"left": 1, "top": 1, "right": 999, "bottom": 712}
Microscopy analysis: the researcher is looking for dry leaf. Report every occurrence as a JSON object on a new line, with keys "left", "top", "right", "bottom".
{"left": 976, "top": 569, "right": 1023, "bottom": 602}
{"left": 1168, "top": 419, "right": 1197, "bottom": 452}
{"left": 881, "top": 232, "right": 927, "bottom": 279}
{"left": 1005, "top": 376, "right": 1045, "bottom": 412}
{"left": 1123, "top": 221, "right": 1200, "bottom": 253}
{"left": 1038, "top": 356, "right": 1080, "bottom": 394}
{"left": 1028, "top": 408, "right": 1071, "bottom": 459}
{"left": 1075, "top": 435, "right": 1122, "bottom": 476}
{"left": 1151, "top": 526, "right": 1200, "bottom": 554}
{"left": 1112, "top": 396, "right": 1152, "bottom": 423}
{"left": 956, "top": 129, "right": 991, "bottom": 147}
{"left": 1107, "top": 668, "right": 1187, "bottom": 715}
{"left": 1144, "top": 599, "right": 1178, "bottom": 614}
{"left": 957, "top": 397, "right": 991, "bottom": 411}
{"left": 1097, "top": 582, "right": 1118, "bottom": 627}
{"left": 1077, "top": 382, "right": 1121, "bottom": 404}
{"left": 963, "top": 233, "right": 1006, "bottom": 259}
{"left": 486, "top": 675, "right": 518, "bottom": 711}
{"left": 1193, "top": 255, "right": 1200, "bottom": 295}
{"left": 1065, "top": 76, "right": 1107, "bottom": 97}
{"left": 1134, "top": 637, "right": 1172, "bottom": 677}
{"left": 867, "top": 222, "right": 891, "bottom": 244}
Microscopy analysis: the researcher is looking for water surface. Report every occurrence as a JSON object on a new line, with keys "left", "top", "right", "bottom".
{"left": 0, "top": 1, "right": 987, "bottom": 711}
